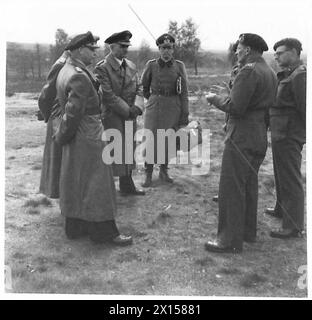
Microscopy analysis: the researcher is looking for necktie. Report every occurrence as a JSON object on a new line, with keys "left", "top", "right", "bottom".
{"left": 121, "top": 59, "right": 127, "bottom": 69}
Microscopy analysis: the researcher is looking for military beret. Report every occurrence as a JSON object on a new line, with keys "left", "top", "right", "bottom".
{"left": 238, "top": 33, "right": 268, "bottom": 52}
{"left": 105, "top": 30, "right": 132, "bottom": 46}
{"left": 156, "top": 33, "right": 175, "bottom": 47}
{"left": 65, "top": 31, "right": 100, "bottom": 51}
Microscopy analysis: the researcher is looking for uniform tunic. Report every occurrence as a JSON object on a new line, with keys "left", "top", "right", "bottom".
{"left": 54, "top": 57, "right": 117, "bottom": 222}
{"left": 209, "top": 56, "right": 277, "bottom": 249}
{"left": 94, "top": 53, "right": 143, "bottom": 176}
{"left": 141, "top": 58, "right": 189, "bottom": 163}
{"left": 269, "top": 62, "right": 306, "bottom": 230}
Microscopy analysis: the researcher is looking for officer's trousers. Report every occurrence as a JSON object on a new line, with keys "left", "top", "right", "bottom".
{"left": 217, "top": 141, "right": 265, "bottom": 249}
{"left": 272, "top": 138, "right": 304, "bottom": 230}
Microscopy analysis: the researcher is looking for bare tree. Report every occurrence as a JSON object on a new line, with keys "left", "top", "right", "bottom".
{"left": 36, "top": 43, "right": 42, "bottom": 79}
{"left": 50, "top": 28, "right": 69, "bottom": 63}
{"left": 137, "top": 40, "right": 155, "bottom": 71}
{"left": 168, "top": 18, "right": 201, "bottom": 75}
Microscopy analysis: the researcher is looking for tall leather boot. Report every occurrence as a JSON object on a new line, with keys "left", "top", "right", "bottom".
{"left": 142, "top": 164, "right": 153, "bottom": 187}
{"left": 159, "top": 164, "right": 173, "bottom": 183}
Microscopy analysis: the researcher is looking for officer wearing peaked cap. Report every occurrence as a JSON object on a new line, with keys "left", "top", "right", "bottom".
{"left": 52, "top": 31, "right": 132, "bottom": 246}
{"left": 205, "top": 33, "right": 277, "bottom": 253}
{"left": 65, "top": 31, "right": 100, "bottom": 51}
{"left": 94, "top": 30, "right": 145, "bottom": 196}
{"left": 140, "top": 33, "right": 189, "bottom": 187}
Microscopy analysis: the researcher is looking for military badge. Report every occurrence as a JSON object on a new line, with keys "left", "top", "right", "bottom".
{"left": 164, "top": 38, "right": 170, "bottom": 44}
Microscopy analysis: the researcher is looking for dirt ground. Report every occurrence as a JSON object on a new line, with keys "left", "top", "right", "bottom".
{"left": 5, "top": 93, "right": 307, "bottom": 297}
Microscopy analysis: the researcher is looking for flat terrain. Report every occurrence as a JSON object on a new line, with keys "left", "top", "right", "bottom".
{"left": 5, "top": 92, "right": 307, "bottom": 297}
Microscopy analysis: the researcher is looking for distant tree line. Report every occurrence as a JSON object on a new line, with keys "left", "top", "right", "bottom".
{"left": 6, "top": 23, "right": 232, "bottom": 93}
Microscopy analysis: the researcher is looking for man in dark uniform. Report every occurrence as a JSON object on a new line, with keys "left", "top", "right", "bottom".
{"left": 140, "top": 33, "right": 189, "bottom": 187}
{"left": 54, "top": 31, "right": 132, "bottom": 246}
{"left": 266, "top": 38, "right": 306, "bottom": 239}
{"left": 94, "top": 31, "right": 145, "bottom": 196}
{"left": 205, "top": 33, "right": 277, "bottom": 253}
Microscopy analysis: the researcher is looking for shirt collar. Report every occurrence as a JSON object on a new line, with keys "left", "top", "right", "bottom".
{"left": 158, "top": 58, "right": 173, "bottom": 68}
{"left": 277, "top": 60, "right": 303, "bottom": 78}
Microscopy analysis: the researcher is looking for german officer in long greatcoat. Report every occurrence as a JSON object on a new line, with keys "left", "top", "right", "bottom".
{"left": 266, "top": 38, "right": 306, "bottom": 239}
{"left": 54, "top": 32, "right": 132, "bottom": 246}
{"left": 94, "top": 31, "right": 145, "bottom": 196}
{"left": 205, "top": 34, "right": 277, "bottom": 253}
{"left": 140, "top": 34, "right": 189, "bottom": 187}
{"left": 38, "top": 51, "right": 70, "bottom": 198}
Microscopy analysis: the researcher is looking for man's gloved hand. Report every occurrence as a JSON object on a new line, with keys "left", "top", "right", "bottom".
{"left": 178, "top": 113, "right": 189, "bottom": 127}
{"left": 129, "top": 106, "right": 143, "bottom": 119}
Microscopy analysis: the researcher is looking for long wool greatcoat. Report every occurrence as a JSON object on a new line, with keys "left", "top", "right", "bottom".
{"left": 39, "top": 54, "right": 67, "bottom": 198}
{"left": 54, "top": 57, "right": 117, "bottom": 222}
{"left": 140, "top": 58, "right": 189, "bottom": 163}
{"left": 94, "top": 53, "right": 143, "bottom": 176}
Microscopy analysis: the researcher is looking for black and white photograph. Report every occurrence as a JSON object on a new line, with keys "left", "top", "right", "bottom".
{"left": 1, "top": 0, "right": 310, "bottom": 299}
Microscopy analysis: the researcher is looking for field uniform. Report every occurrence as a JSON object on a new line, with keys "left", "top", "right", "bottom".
{"left": 94, "top": 54, "right": 142, "bottom": 176}
{"left": 94, "top": 30, "right": 145, "bottom": 195}
{"left": 206, "top": 33, "right": 277, "bottom": 252}
{"left": 141, "top": 58, "right": 189, "bottom": 160}
{"left": 270, "top": 62, "right": 306, "bottom": 231}
{"left": 140, "top": 33, "right": 189, "bottom": 186}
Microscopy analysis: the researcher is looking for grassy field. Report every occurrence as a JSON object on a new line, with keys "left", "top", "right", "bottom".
{"left": 5, "top": 88, "right": 307, "bottom": 296}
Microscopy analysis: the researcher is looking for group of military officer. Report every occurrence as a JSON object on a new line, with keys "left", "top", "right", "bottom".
{"left": 38, "top": 29, "right": 306, "bottom": 253}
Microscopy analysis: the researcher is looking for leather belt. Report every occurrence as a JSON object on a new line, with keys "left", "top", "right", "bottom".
{"left": 151, "top": 89, "right": 177, "bottom": 97}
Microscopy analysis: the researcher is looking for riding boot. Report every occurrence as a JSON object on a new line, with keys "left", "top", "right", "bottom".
{"left": 142, "top": 164, "right": 153, "bottom": 187}
{"left": 159, "top": 164, "right": 173, "bottom": 183}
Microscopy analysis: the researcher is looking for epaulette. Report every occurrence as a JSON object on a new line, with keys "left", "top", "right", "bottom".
{"left": 58, "top": 56, "right": 66, "bottom": 64}
{"left": 75, "top": 66, "right": 83, "bottom": 73}
{"left": 175, "top": 59, "right": 185, "bottom": 65}
{"left": 95, "top": 59, "right": 105, "bottom": 67}
{"left": 242, "top": 62, "right": 256, "bottom": 70}
{"left": 297, "top": 65, "right": 306, "bottom": 72}
{"left": 148, "top": 59, "right": 157, "bottom": 64}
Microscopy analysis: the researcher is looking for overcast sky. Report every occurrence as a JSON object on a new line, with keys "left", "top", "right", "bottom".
{"left": 2, "top": 0, "right": 311, "bottom": 52}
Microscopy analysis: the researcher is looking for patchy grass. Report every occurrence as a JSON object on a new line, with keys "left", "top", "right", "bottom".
{"left": 240, "top": 273, "right": 268, "bottom": 288}
{"left": 5, "top": 88, "right": 307, "bottom": 297}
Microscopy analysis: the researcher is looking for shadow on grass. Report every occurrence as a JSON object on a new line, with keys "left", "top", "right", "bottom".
{"left": 31, "top": 164, "right": 42, "bottom": 170}
{"left": 23, "top": 196, "right": 52, "bottom": 208}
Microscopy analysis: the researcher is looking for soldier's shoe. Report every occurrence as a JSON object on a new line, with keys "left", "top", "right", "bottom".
{"left": 159, "top": 167, "right": 173, "bottom": 183}
{"left": 212, "top": 195, "right": 218, "bottom": 203}
{"left": 204, "top": 240, "right": 242, "bottom": 253}
{"left": 269, "top": 228, "right": 303, "bottom": 239}
{"left": 110, "top": 234, "right": 133, "bottom": 246}
{"left": 142, "top": 173, "right": 152, "bottom": 188}
{"left": 265, "top": 207, "right": 282, "bottom": 218}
